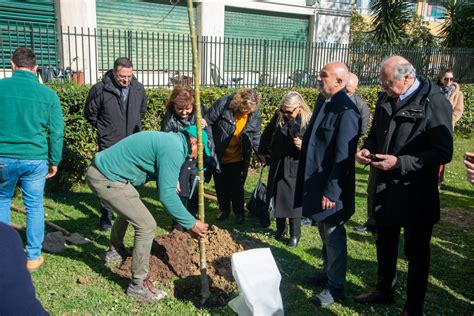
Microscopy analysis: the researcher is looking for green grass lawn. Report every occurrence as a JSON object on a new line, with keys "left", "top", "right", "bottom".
{"left": 11, "top": 136, "right": 474, "bottom": 315}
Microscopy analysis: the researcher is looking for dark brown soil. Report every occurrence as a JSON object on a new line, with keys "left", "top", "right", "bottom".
{"left": 115, "top": 225, "right": 262, "bottom": 307}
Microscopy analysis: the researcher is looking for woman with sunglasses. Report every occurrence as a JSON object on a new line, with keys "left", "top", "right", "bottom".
{"left": 258, "top": 92, "right": 312, "bottom": 248}
{"left": 436, "top": 69, "right": 464, "bottom": 187}
{"left": 437, "top": 68, "right": 464, "bottom": 128}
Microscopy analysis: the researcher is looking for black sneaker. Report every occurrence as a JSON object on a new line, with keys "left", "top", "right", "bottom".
{"left": 301, "top": 217, "right": 313, "bottom": 227}
{"left": 104, "top": 246, "right": 130, "bottom": 265}
{"left": 127, "top": 277, "right": 166, "bottom": 304}
{"left": 99, "top": 215, "right": 112, "bottom": 232}
{"left": 354, "top": 223, "right": 376, "bottom": 234}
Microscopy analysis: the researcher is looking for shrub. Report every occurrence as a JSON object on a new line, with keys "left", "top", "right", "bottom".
{"left": 48, "top": 82, "right": 472, "bottom": 189}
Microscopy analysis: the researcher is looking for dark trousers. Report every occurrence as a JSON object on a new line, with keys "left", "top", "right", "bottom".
{"left": 276, "top": 217, "right": 301, "bottom": 237}
{"left": 214, "top": 161, "right": 245, "bottom": 216}
{"left": 366, "top": 168, "right": 376, "bottom": 226}
{"left": 376, "top": 225, "right": 434, "bottom": 315}
{"left": 318, "top": 223, "right": 347, "bottom": 291}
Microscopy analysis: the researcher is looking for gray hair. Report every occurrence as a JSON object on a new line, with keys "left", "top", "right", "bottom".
{"left": 394, "top": 63, "right": 416, "bottom": 80}
{"left": 381, "top": 56, "right": 417, "bottom": 80}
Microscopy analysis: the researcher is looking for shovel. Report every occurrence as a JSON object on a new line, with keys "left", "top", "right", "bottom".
{"left": 11, "top": 205, "right": 90, "bottom": 253}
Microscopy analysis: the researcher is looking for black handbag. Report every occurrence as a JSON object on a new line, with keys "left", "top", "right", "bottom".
{"left": 246, "top": 167, "right": 271, "bottom": 228}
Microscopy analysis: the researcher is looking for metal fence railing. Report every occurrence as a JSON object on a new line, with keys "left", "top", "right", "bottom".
{"left": 1, "top": 19, "right": 473, "bottom": 87}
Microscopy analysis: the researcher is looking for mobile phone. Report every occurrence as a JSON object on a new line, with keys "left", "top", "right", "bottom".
{"left": 368, "top": 154, "right": 384, "bottom": 162}
{"left": 465, "top": 152, "right": 474, "bottom": 163}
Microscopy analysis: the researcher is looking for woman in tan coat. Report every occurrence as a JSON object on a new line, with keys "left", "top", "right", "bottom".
{"left": 436, "top": 68, "right": 465, "bottom": 187}
{"left": 437, "top": 68, "right": 464, "bottom": 127}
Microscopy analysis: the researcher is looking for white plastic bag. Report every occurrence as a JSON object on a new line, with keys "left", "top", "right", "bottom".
{"left": 228, "top": 248, "right": 284, "bottom": 316}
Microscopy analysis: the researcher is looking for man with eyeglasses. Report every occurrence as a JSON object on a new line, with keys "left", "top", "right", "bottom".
{"left": 85, "top": 57, "right": 147, "bottom": 231}
{"left": 355, "top": 55, "right": 453, "bottom": 315}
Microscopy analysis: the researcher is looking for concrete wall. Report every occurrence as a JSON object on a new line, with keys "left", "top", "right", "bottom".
{"left": 220, "top": 0, "right": 351, "bottom": 44}
{"left": 55, "top": 0, "right": 97, "bottom": 84}
{"left": 313, "top": 0, "right": 352, "bottom": 44}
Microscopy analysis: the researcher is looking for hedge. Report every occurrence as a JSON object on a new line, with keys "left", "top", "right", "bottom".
{"left": 47, "top": 82, "right": 473, "bottom": 189}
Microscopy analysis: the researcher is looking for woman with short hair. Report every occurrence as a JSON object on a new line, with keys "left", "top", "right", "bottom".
{"left": 205, "top": 89, "right": 262, "bottom": 224}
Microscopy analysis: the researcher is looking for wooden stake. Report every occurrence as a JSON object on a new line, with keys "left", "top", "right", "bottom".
{"left": 186, "top": 0, "right": 210, "bottom": 304}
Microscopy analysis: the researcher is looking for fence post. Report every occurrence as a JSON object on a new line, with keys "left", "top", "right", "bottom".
{"left": 29, "top": 23, "right": 34, "bottom": 51}
{"left": 263, "top": 39, "right": 268, "bottom": 78}
{"left": 127, "top": 30, "right": 132, "bottom": 60}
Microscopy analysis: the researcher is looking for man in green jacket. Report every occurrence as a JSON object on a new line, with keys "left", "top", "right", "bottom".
{"left": 0, "top": 47, "right": 64, "bottom": 273}
{"left": 86, "top": 125, "right": 209, "bottom": 303}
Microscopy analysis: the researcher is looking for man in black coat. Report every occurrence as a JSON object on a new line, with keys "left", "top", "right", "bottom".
{"left": 84, "top": 57, "right": 147, "bottom": 231}
{"left": 296, "top": 62, "right": 360, "bottom": 307}
{"left": 354, "top": 55, "right": 453, "bottom": 315}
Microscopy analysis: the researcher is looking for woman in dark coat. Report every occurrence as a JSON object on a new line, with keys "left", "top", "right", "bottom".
{"left": 161, "top": 86, "right": 218, "bottom": 230}
{"left": 205, "top": 89, "right": 261, "bottom": 225}
{"left": 258, "top": 91, "right": 312, "bottom": 248}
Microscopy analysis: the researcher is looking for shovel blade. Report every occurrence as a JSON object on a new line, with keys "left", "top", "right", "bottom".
{"left": 43, "top": 231, "right": 66, "bottom": 253}
{"left": 65, "top": 232, "right": 90, "bottom": 245}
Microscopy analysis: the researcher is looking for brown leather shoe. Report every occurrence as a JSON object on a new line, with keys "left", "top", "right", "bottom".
{"left": 27, "top": 256, "right": 44, "bottom": 273}
{"left": 355, "top": 289, "right": 395, "bottom": 304}
{"left": 400, "top": 311, "right": 410, "bottom": 316}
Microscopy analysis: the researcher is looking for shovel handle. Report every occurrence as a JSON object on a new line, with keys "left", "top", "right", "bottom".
{"left": 10, "top": 205, "right": 71, "bottom": 235}
{"left": 203, "top": 189, "right": 218, "bottom": 202}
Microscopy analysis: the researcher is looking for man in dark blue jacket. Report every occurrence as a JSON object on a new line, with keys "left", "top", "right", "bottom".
{"left": 0, "top": 222, "right": 49, "bottom": 315}
{"left": 296, "top": 62, "right": 360, "bottom": 307}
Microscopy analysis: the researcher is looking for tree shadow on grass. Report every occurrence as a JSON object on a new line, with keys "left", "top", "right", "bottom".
{"left": 439, "top": 184, "right": 474, "bottom": 198}
{"left": 34, "top": 177, "right": 473, "bottom": 314}
{"left": 341, "top": 222, "right": 474, "bottom": 314}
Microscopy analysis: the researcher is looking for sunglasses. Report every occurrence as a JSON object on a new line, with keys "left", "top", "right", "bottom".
{"left": 443, "top": 77, "right": 454, "bottom": 82}
{"left": 280, "top": 107, "right": 297, "bottom": 115}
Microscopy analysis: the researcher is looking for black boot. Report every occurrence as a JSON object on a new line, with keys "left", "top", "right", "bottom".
{"left": 235, "top": 213, "right": 244, "bottom": 225}
{"left": 287, "top": 236, "right": 300, "bottom": 248}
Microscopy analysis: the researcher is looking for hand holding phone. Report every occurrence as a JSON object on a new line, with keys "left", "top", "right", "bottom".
{"left": 465, "top": 152, "right": 474, "bottom": 163}
{"left": 368, "top": 154, "right": 384, "bottom": 162}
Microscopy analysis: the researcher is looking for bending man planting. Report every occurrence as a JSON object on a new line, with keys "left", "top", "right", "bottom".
{"left": 86, "top": 125, "right": 209, "bottom": 303}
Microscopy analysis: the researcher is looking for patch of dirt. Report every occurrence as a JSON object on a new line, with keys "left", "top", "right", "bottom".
{"left": 115, "top": 225, "right": 263, "bottom": 307}
{"left": 441, "top": 207, "right": 473, "bottom": 229}
{"left": 76, "top": 276, "right": 94, "bottom": 285}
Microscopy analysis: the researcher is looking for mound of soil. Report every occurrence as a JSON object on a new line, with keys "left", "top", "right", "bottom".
{"left": 115, "top": 225, "right": 261, "bottom": 307}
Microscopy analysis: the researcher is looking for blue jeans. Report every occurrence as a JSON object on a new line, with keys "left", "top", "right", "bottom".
{"left": 0, "top": 157, "right": 48, "bottom": 260}
{"left": 317, "top": 222, "right": 347, "bottom": 291}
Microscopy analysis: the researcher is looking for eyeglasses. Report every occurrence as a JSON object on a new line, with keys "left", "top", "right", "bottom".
{"left": 443, "top": 77, "right": 454, "bottom": 82}
{"left": 280, "top": 107, "right": 297, "bottom": 115}
{"left": 378, "top": 79, "right": 396, "bottom": 87}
